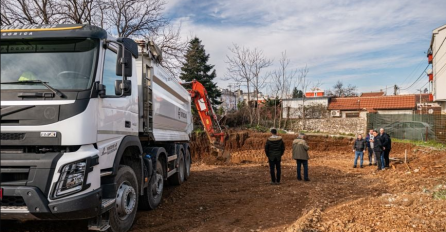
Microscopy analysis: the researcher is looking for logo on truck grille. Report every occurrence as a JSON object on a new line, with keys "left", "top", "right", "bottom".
{"left": 40, "top": 132, "right": 57, "bottom": 137}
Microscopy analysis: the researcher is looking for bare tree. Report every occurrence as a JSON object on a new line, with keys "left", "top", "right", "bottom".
{"left": 271, "top": 51, "right": 298, "bottom": 129}
{"left": 104, "top": 0, "right": 167, "bottom": 38}
{"left": 1, "top": 0, "right": 61, "bottom": 25}
{"left": 225, "top": 44, "right": 255, "bottom": 124}
{"left": 332, "top": 80, "right": 357, "bottom": 97}
{"left": 293, "top": 65, "right": 310, "bottom": 130}
{"left": 58, "top": 0, "right": 96, "bottom": 24}
{"left": 249, "top": 49, "right": 272, "bottom": 126}
{"left": 225, "top": 44, "right": 272, "bottom": 125}
{"left": 150, "top": 24, "right": 188, "bottom": 77}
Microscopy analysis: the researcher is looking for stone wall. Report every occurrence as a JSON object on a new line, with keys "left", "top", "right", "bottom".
{"left": 289, "top": 118, "right": 367, "bottom": 135}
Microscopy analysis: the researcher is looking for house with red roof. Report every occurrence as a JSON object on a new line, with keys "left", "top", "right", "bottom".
{"left": 328, "top": 95, "right": 417, "bottom": 118}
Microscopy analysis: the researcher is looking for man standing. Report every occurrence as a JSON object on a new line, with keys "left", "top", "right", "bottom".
{"left": 365, "top": 129, "right": 375, "bottom": 166}
{"left": 372, "top": 130, "right": 385, "bottom": 170}
{"left": 292, "top": 133, "right": 310, "bottom": 181}
{"left": 265, "top": 129, "right": 285, "bottom": 185}
{"left": 380, "top": 128, "right": 392, "bottom": 168}
{"left": 352, "top": 134, "right": 366, "bottom": 168}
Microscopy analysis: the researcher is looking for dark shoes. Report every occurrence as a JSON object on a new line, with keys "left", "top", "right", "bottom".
{"left": 369, "top": 163, "right": 372, "bottom": 166}
{"left": 271, "top": 182, "right": 280, "bottom": 185}
{"left": 304, "top": 178, "right": 310, "bottom": 181}
{"left": 360, "top": 165, "right": 364, "bottom": 168}
{"left": 353, "top": 165, "right": 357, "bottom": 168}
{"left": 297, "top": 177, "right": 302, "bottom": 181}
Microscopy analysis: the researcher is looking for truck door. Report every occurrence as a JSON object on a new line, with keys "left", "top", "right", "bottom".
{"left": 97, "top": 47, "right": 138, "bottom": 153}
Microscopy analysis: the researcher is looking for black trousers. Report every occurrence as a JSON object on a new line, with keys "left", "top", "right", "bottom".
{"left": 367, "top": 147, "right": 374, "bottom": 164}
{"left": 375, "top": 151, "right": 384, "bottom": 170}
{"left": 269, "top": 159, "right": 281, "bottom": 183}
{"left": 384, "top": 149, "right": 391, "bottom": 167}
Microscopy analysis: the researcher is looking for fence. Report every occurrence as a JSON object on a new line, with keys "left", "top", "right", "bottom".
{"left": 367, "top": 114, "right": 446, "bottom": 143}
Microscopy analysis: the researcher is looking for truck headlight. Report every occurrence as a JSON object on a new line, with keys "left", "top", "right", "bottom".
{"left": 54, "top": 159, "right": 87, "bottom": 198}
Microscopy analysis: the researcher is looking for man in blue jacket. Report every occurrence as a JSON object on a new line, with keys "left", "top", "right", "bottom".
{"left": 365, "top": 129, "right": 375, "bottom": 166}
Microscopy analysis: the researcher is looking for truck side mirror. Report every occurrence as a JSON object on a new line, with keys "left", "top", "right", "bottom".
{"left": 116, "top": 47, "right": 133, "bottom": 77}
{"left": 115, "top": 80, "right": 132, "bottom": 96}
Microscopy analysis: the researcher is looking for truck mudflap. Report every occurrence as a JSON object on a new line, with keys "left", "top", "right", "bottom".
{"left": 1, "top": 186, "right": 102, "bottom": 220}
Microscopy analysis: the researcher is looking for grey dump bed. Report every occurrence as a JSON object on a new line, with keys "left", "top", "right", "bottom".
{"left": 136, "top": 42, "right": 193, "bottom": 142}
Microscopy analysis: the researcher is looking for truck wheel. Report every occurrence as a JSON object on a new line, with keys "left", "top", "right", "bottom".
{"left": 170, "top": 152, "right": 185, "bottom": 185}
{"left": 184, "top": 149, "right": 191, "bottom": 180}
{"left": 141, "top": 159, "right": 164, "bottom": 210}
{"left": 109, "top": 165, "right": 138, "bottom": 232}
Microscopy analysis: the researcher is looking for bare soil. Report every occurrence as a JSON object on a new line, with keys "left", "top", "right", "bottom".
{"left": 4, "top": 132, "right": 446, "bottom": 232}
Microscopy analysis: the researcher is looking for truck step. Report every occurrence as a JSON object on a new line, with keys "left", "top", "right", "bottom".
{"left": 101, "top": 198, "right": 116, "bottom": 212}
{"left": 167, "top": 168, "right": 177, "bottom": 178}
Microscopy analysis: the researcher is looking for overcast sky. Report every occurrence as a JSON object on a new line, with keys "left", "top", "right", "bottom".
{"left": 165, "top": 0, "right": 446, "bottom": 95}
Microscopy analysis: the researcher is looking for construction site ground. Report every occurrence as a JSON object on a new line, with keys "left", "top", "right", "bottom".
{"left": 4, "top": 132, "right": 446, "bottom": 232}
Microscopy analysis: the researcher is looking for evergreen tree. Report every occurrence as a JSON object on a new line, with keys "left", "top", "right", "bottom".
{"left": 180, "top": 37, "right": 221, "bottom": 105}
{"left": 292, "top": 87, "right": 303, "bottom": 98}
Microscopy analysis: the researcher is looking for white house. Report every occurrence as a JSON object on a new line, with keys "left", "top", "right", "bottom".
{"left": 429, "top": 24, "right": 446, "bottom": 113}
{"left": 282, "top": 97, "right": 330, "bottom": 119}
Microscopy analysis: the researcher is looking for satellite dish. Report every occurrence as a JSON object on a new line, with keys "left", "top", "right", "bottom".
{"left": 428, "top": 109, "right": 434, "bottom": 114}
{"left": 424, "top": 88, "right": 428, "bottom": 94}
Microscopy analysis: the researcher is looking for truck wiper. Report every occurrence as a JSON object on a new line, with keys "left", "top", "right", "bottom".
{"left": 1, "top": 80, "right": 66, "bottom": 98}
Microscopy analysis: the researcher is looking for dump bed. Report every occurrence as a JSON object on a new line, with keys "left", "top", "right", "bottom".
{"left": 136, "top": 45, "right": 193, "bottom": 142}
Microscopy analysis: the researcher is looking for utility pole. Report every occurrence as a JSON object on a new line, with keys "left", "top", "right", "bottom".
{"left": 417, "top": 89, "right": 422, "bottom": 115}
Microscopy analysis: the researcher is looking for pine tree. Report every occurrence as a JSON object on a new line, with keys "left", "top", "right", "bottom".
{"left": 292, "top": 87, "right": 303, "bottom": 98}
{"left": 180, "top": 37, "right": 221, "bottom": 105}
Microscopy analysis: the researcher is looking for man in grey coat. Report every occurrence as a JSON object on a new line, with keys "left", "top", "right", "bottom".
{"left": 292, "top": 133, "right": 310, "bottom": 181}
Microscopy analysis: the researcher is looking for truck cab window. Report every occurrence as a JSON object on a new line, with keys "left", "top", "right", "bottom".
{"left": 102, "top": 49, "right": 120, "bottom": 95}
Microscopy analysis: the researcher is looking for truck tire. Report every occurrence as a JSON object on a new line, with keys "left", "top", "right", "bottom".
{"left": 184, "top": 149, "right": 191, "bottom": 180}
{"left": 170, "top": 152, "right": 185, "bottom": 185}
{"left": 109, "top": 165, "right": 138, "bottom": 232}
{"left": 139, "top": 159, "right": 164, "bottom": 210}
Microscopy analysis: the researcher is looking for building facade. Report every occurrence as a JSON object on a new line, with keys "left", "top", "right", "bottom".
{"left": 429, "top": 24, "right": 446, "bottom": 113}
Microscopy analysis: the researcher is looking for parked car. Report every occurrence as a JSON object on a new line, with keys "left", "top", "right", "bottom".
{"left": 383, "top": 121, "right": 435, "bottom": 141}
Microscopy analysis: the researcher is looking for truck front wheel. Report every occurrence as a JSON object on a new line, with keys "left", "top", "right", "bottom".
{"left": 109, "top": 165, "right": 139, "bottom": 232}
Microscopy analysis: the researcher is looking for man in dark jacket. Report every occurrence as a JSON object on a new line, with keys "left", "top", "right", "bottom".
{"left": 352, "top": 134, "right": 366, "bottom": 168}
{"left": 372, "top": 130, "right": 385, "bottom": 170}
{"left": 292, "top": 133, "right": 310, "bottom": 181}
{"left": 265, "top": 129, "right": 285, "bottom": 185}
{"left": 380, "top": 128, "right": 392, "bottom": 168}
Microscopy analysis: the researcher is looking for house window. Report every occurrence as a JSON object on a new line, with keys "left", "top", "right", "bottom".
{"left": 346, "top": 112, "right": 360, "bottom": 118}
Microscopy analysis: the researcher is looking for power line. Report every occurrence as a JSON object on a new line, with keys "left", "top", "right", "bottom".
{"left": 400, "top": 64, "right": 429, "bottom": 90}
{"left": 399, "top": 57, "right": 427, "bottom": 86}
{"left": 402, "top": 36, "right": 446, "bottom": 91}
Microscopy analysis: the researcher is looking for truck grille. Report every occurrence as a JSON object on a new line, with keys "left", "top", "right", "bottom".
{"left": 1, "top": 172, "right": 29, "bottom": 183}
{"left": 1, "top": 133, "right": 25, "bottom": 140}
{"left": 1, "top": 196, "right": 26, "bottom": 207}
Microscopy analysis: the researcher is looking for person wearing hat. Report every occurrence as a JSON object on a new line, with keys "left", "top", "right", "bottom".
{"left": 292, "top": 133, "right": 310, "bottom": 181}
{"left": 264, "top": 128, "right": 285, "bottom": 185}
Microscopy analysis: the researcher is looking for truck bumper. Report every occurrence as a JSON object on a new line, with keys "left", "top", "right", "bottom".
{"left": 1, "top": 186, "right": 102, "bottom": 220}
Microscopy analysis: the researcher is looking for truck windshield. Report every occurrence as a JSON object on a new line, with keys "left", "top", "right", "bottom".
{"left": 1, "top": 39, "right": 98, "bottom": 90}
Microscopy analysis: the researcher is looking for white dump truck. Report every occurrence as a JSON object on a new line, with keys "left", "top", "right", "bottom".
{"left": 0, "top": 24, "right": 204, "bottom": 231}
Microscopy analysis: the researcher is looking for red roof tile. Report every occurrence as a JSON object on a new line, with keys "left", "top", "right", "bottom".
{"left": 328, "top": 95, "right": 416, "bottom": 111}
{"left": 360, "top": 92, "right": 385, "bottom": 97}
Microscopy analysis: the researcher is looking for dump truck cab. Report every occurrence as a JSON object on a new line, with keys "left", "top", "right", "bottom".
{"left": 1, "top": 24, "right": 193, "bottom": 232}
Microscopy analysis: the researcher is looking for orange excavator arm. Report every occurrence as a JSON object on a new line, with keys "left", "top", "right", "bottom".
{"left": 182, "top": 80, "right": 226, "bottom": 148}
